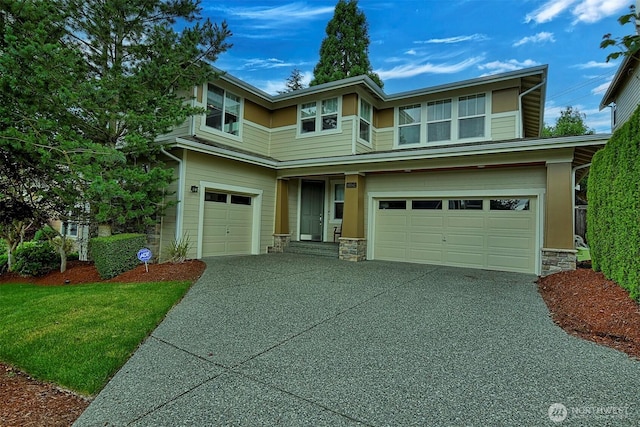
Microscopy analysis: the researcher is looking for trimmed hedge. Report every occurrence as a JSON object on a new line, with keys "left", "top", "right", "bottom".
{"left": 89, "top": 234, "right": 147, "bottom": 279}
{"left": 587, "top": 104, "right": 640, "bottom": 300}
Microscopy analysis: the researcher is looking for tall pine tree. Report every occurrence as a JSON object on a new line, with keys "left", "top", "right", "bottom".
{"left": 311, "top": 0, "right": 382, "bottom": 88}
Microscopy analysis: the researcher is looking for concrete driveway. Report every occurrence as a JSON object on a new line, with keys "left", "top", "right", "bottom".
{"left": 74, "top": 254, "right": 638, "bottom": 426}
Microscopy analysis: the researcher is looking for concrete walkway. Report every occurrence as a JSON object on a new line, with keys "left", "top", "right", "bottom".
{"left": 74, "top": 254, "right": 639, "bottom": 426}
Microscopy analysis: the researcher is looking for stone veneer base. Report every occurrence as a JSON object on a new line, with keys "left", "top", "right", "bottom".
{"left": 339, "top": 238, "right": 367, "bottom": 262}
{"left": 269, "top": 234, "right": 291, "bottom": 253}
{"left": 541, "top": 248, "right": 577, "bottom": 276}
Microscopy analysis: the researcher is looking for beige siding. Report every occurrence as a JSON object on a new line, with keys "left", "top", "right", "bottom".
{"left": 159, "top": 118, "right": 190, "bottom": 141}
{"left": 181, "top": 151, "right": 277, "bottom": 258}
{"left": 158, "top": 160, "right": 180, "bottom": 261}
{"left": 614, "top": 65, "right": 640, "bottom": 131}
{"left": 491, "top": 114, "right": 517, "bottom": 140}
{"left": 270, "top": 120, "right": 354, "bottom": 161}
{"left": 374, "top": 128, "right": 394, "bottom": 152}
{"left": 242, "top": 122, "right": 270, "bottom": 157}
{"left": 366, "top": 167, "right": 546, "bottom": 194}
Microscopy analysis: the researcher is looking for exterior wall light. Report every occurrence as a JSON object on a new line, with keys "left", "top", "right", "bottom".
{"left": 190, "top": 185, "right": 199, "bottom": 193}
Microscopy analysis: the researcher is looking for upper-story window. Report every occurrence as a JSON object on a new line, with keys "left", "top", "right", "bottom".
{"left": 299, "top": 97, "right": 339, "bottom": 134}
{"left": 205, "top": 84, "right": 241, "bottom": 136}
{"left": 458, "top": 94, "right": 485, "bottom": 139}
{"left": 396, "top": 93, "right": 488, "bottom": 147}
{"left": 427, "top": 99, "right": 451, "bottom": 142}
{"left": 398, "top": 104, "right": 421, "bottom": 145}
{"left": 359, "top": 99, "right": 372, "bottom": 143}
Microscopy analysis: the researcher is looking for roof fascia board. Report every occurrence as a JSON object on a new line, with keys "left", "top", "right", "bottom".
{"left": 209, "top": 65, "right": 548, "bottom": 109}
{"left": 173, "top": 134, "right": 608, "bottom": 171}
{"left": 599, "top": 55, "right": 636, "bottom": 109}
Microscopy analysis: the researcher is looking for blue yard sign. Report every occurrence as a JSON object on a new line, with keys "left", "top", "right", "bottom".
{"left": 137, "top": 248, "right": 152, "bottom": 272}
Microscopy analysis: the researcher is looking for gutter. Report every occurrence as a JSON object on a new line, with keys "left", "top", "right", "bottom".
{"left": 160, "top": 148, "right": 184, "bottom": 241}
{"left": 518, "top": 79, "right": 546, "bottom": 138}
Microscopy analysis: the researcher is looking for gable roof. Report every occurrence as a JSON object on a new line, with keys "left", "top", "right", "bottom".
{"left": 211, "top": 65, "right": 548, "bottom": 137}
{"left": 599, "top": 54, "right": 638, "bottom": 109}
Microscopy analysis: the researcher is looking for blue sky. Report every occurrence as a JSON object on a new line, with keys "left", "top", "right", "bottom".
{"left": 200, "top": 0, "right": 635, "bottom": 133}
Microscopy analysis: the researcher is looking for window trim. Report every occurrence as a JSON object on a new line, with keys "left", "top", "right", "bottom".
{"left": 357, "top": 98, "right": 373, "bottom": 145}
{"left": 331, "top": 180, "right": 345, "bottom": 221}
{"left": 296, "top": 96, "right": 342, "bottom": 138}
{"left": 393, "top": 92, "right": 490, "bottom": 148}
{"left": 201, "top": 83, "right": 243, "bottom": 141}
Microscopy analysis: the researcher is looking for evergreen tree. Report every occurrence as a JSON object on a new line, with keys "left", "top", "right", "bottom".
{"left": 310, "top": 0, "right": 382, "bottom": 88}
{"left": 278, "top": 68, "right": 306, "bottom": 94}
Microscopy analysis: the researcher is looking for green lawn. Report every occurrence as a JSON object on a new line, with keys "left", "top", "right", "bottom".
{"left": 0, "top": 280, "right": 192, "bottom": 396}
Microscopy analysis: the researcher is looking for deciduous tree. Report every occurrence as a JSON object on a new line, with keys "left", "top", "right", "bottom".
{"left": 542, "top": 107, "right": 594, "bottom": 137}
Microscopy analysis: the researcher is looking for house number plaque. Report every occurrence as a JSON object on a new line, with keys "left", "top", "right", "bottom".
{"left": 346, "top": 182, "right": 357, "bottom": 188}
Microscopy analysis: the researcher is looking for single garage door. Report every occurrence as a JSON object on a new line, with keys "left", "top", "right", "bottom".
{"left": 374, "top": 197, "right": 537, "bottom": 273}
{"left": 202, "top": 191, "right": 253, "bottom": 256}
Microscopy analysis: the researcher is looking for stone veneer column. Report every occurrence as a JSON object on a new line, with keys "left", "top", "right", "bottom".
{"left": 339, "top": 237, "right": 367, "bottom": 261}
{"left": 541, "top": 161, "right": 577, "bottom": 275}
{"left": 270, "top": 179, "right": 291, "bottom": 253}
{"left": 541, "top": 248, "right": 577, "bottom": 276}
{"left": 339, "top": 174, "right": 366, "bottom": 262}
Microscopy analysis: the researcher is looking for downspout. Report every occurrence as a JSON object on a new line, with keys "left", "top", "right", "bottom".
{"left": 160, "top": 148, "right": 184, "bottom": 241}
{"left": 572, "top": 162, "right": 591, "bottom": 242}
{"left": 518, "top": 79, "right": 546, "bottom": 138}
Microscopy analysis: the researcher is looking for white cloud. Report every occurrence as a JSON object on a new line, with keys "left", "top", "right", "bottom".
{"left": 513, "top": 32, "right": 556, "bottom": 47}
{"left": 572, "top": 0, "right": 629, "bottom": 23}
{"left": 414, "top": 34, "right": 488, "bottom": 44}
{"left": 207, "top": 2, "right": 334, "bottom": 29}
{"left": 242, "top": 58, "right": 295, "bottom": 70}
{"left": 405, "top": 49, "right": 417, "bottom": 55}
{"left": 591, "top": 78, "right": 612, "bottom": 95}
{"left": 478, "top": 59, "right": 541, "bottom": 76}
{"left": 524, "top": 0, "right": 628, "bottom": 24}
{"left": 574, "top": 60, "right": 617, "bottom": 69}
{"left": 525, "top": 0, "right": 575, "bottom": 24}
{"left": 376, "top": 57, "right": 485, "bottom": 80}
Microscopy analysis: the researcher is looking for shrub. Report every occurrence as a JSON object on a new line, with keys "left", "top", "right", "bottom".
{"left": 34, "top": 225, "right": 58, "bottom": 242}
{"left": 13, "top": 241, "right": 59, "bottom": 277}
{"left": 587, "top": 104, "right": 640, "bottom": 300}
{"left": 0, "top": 253, "right": 7, "bottom": 274}
{"left": 89, "top": 234, "right": 147, "bottom": 279}
{"left": 68, "top": 252, "right": 79, "bottom": 261}
{"left": 165, "top": 233, "right": 191, "bottom": 263}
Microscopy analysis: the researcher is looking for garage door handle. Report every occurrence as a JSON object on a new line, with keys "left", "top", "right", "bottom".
{"left": 442, "top": 236, "right": 447, "bottom": 242}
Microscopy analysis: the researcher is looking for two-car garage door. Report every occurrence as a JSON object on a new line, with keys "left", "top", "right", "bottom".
{"left": 373, "top": 197, "right": 537, "bottom": 273}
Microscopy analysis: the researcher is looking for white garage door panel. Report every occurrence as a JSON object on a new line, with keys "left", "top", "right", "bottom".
{"left": 202, "top": 194, "right": 253, "bottom": 257}
{"left": 374, "top": 196, "right": 537, "bottom": 273}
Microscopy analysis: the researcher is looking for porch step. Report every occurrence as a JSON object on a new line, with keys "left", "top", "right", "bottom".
{"left": 284, "top": 241, "right": 339, "bottom": 258}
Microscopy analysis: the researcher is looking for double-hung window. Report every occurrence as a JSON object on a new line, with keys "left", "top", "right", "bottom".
{"left": 458, "top": 94, "right": 485, "bottom": 139}
{"left": 359, "top": 99, "right": 372, "bottom": 143}
{"left": 206, "top": 84, "right": 241, "bottom": 136}
{"left": 427, "top": 99, "right": 451, "bottom": 142}
{"left": 398, "top": 104, "right": 421, "bottom": 145}
{"left": 300, "top": 97, "right": 339, "bottom": 134}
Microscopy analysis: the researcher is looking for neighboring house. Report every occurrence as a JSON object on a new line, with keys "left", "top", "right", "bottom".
{"left": 600, "top": 52, "right": 640, "bottom": 131}
{"left": 157, "top": 65, "right": 609, "bottom": 275}
{"left": 50, "top": 219, "right": 90, "bottom": 261}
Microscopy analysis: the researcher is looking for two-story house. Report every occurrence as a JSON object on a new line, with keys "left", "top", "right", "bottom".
{"left": 157, "top": 65, "right": 609, "bottom": 275}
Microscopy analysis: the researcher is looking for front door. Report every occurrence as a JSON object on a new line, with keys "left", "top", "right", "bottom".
{"left": 300, "top": 180, "right": 324, "bottom": 241}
